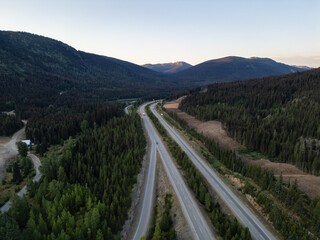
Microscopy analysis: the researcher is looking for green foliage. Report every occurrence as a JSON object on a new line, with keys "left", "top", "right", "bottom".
{"left": 25, "top": 103, "right": 122, "bottom": 150}
{"left": 12, "top": 161, "right": 22, "bottom": 184}
{"left": 18, "top": 142, "right": 28, "bottom": 157}
{"left": 149, "top": 194, "right": 176, "bottom": 240}
{"left": 0, "top": 213, "right": 21, "bottom": 240}
{"left": 0, "top": 113, "right": 22, "bottom": 136}
{"left": 0, "top": 31, "right": 178, "bottom": 112}
{"left": 180, "top": 68, "right": 320, "bottom": 175}
{"left": 3, "top": 110, "right": 146, "bottom": 239}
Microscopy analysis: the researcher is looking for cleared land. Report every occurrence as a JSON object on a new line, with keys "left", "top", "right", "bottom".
{"left": 164, "top": 97, "right": 241, "bottom": 150}
{"left": 164, "top": 98, "right": 320, "bottom": 198}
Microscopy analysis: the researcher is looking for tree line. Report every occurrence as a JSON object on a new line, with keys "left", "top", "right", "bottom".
{"left": 180, "top": 68, "right": 320, "bottom": 175}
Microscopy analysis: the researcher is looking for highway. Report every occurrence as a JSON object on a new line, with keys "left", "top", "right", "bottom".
{"left": 1, "top": 153, "right": 42, "bottom": 213}
{"left": 140, "top": 103, "right": 215, "bottom": 240}
{"left": 132, "top": 103, "right": 157, "bottom": 240}
{"left": 150, "top": 103, "right": 277, "bottom": 240}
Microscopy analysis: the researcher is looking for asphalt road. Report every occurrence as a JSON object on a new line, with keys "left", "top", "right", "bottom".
{"left": 125, "top": 105, "right": 132, "bottom": 115}
{"left": 132, "top": 103, "right": 157, "bottom": 240}
{"left": 1, "top": 153, "right": 42, "bottom": 213}
{"left": 141, "top": 103, "right": 215, "bottom": 240}
{"left": 150, "top": 103, "right": 277, "bottom": 240}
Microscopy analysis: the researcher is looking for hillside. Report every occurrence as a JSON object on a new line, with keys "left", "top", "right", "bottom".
{"left": 142, "top": 61, "right": 192, "bottom": 73}
{"left": 180, "top": 68, "right": 320, "bottom": 175}
{"left": 0, "top": 31, "right": 174, "bottom": 110}
{"left": 173, "top": 56, "right": 304, "bottom": 85}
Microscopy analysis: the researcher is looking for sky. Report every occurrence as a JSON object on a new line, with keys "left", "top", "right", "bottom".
{"left": 1, "top": 0, "right": 319, "bottom": 67}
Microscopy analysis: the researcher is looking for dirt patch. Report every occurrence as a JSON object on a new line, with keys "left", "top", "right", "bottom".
{"left": 0, "top": 137, "right": 10, "bottom": 144}
{"left": 226, "top": 175, "right": 243, "bottom": 189}
{"left": 164, "top": 98, "right": 241, "bottom": 150}
{"left": 251, "top": 159, "right": 320, "bottom": 198}
{"left": 163, "top": 96, "right": 186, "bottom": 109}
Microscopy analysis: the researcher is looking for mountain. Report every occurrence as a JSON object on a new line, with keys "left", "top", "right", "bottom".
{"left": 291, "top": 65, "right": 313, "bottom": 70}
{"left": 142, "top": 61, "right": 192, "bottom": 73}
{"left": 172, "top": 56, "right": 305, "bottom": 86}
{"left": 0, "top": 31, "right": 178, "bottom": 110}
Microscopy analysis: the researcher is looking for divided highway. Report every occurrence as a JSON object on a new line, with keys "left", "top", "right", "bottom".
{"left": 140, "top": 103, "right": 215, "bottom": 240}
{"left": 150, "top": 103, "right": 277, "bottom": 240}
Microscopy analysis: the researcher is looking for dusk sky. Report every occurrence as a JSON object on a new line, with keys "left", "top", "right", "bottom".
{"left": 1, "top": 0, "right": 319, "bottom": 67}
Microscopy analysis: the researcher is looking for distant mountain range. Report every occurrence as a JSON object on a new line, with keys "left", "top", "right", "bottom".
{"left": 171, "top": 56, "right": 306, "bottom": 85}
{"left": 142, "top": 61, "right": 192, "bottom": 73}
{"left": 0, "top": 31, "right": 312, "bottom": 110}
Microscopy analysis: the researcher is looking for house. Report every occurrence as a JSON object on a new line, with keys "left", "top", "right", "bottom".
{"left": 21, "top": 140, "right": 32, "bottom": 147}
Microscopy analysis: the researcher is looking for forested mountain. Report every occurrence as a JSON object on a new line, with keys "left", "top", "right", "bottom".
{"left": 142, "top": 61, "right": 192, "bottom": 73}
{"left": 172, "top": 56, "right": 304, "bottom": 86}
{"left": 1, "top": 31, "right": 311, "bottom": 112}
{"left": 0, "top": 31, "right": 176, "bottom": 111}
{"left": 180, "top": 68, "right": 320, "bottom": 175}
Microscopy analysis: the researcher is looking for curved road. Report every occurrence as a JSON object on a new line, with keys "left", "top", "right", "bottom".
{"left": 141, "top": 103, "right": 215, "bottom": 240}
{"left": 151, "top": 103, "right": 277, "bottom": 240}
{"left": 124, "top": 105, "right": 132, "bottom": 115}
{"left": 1, "top": 153, "right": 42, "bottom": 213}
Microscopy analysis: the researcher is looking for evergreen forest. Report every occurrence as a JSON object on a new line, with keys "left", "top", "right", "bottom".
{"left": 180, "top": 68, "right": 320, "bottom": 175}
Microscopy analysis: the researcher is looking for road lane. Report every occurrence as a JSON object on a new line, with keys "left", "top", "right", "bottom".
{"left": 132, "top": 103, "right": 157, "bottom": 240}
{"left": 151, "top": 103, "right": 277, "bottom": 240}
{"left": 141, "top": 103, "right": 215, "bottom": 240}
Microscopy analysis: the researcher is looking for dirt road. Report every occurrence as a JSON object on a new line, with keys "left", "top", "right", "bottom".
{"left": 0, "top": 121, "right": 26, "bottom": 181}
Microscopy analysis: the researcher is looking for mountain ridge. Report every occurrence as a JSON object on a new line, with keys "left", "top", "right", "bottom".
{"left": 172, "top": 56, "right": 305, "bottom": 85}
{"left": 142, "top": 61, "right": 192, "bottom": 73}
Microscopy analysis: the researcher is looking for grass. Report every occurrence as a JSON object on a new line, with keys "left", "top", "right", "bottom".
{"left": 237, "top": 147, "right": 277, "bottom": 162}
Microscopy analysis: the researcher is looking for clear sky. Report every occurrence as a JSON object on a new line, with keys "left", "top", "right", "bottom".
{"left": 1, "top": 0, "right": 319, "bottom": 67}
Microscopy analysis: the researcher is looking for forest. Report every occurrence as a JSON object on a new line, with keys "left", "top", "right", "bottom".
{"left": 0, "top": 113, "right": 23, "bottom": 136}
{"left": 24, "top": 104, "right": 122, "bottom": 155}
{"left": 180, "top": 68, "right": 320, "bottom": 175}
{"left": 0, "top": 109, "right": 146, "bottom": 240}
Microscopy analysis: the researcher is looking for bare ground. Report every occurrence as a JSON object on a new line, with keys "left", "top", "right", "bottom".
{"left": 164, "top": 98, "right": 320, "bottom": 198}
{"left": 164, "top": 97, "right": 241, "bottom": 150}
{"left": 251, "top": 159, "right": 320, "bottom": 198}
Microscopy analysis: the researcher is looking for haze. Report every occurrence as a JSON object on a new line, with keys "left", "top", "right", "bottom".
{"left": 0, "top": 0, "right": 319, "bottom": 67}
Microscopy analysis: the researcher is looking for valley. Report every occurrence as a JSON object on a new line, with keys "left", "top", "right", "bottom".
{"left": 0, "top": 27, "right": 319, "bottom": 240}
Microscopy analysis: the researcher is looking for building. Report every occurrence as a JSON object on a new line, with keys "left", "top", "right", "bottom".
{"left": 21, "top": 140, "right": 32, "bottom": 147}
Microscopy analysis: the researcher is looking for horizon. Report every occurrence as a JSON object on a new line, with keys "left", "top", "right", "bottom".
{"left": 1, "top": 0, "right": 319, "bottom": 67}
